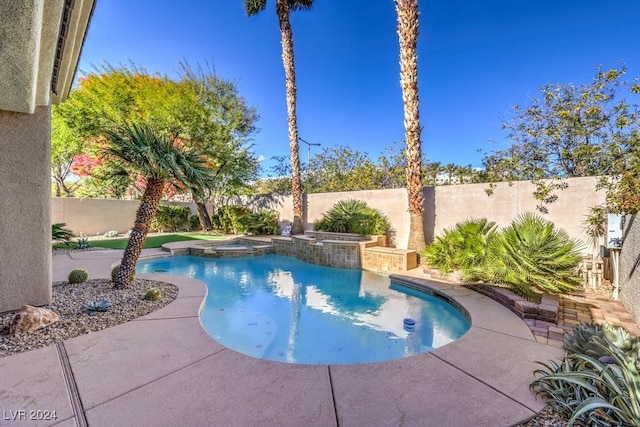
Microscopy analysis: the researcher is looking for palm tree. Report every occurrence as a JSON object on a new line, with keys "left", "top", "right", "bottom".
{"left": 103, "top": 124, "right": 216, "bottom": 289}
{"left": 444, "top": 163, "right": 457, "bottom": 185}
{"left": 395, "top": 0, "right": 426, "bottom": 251}
{"left": 244, "top": 0, "right": 313, "bottom": 235}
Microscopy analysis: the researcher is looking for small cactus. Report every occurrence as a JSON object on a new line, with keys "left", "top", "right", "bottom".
{"left": 144, "top": 288, "right": 162, "bottom": 301}
{"left": 111, "top": 264, "right": 136, "bottom": 283}
{"left": 68, "top": 268, "right": 89, "bottom": 284}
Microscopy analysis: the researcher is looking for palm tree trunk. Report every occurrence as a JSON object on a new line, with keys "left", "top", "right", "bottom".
{"left": 396, "top": 0, "right": 426, "bottom": 251}
{"left": 114, "top": 178, "right": 165, "bottom": 289}
{"left": 276, "top": 0, "right": 304, "bottom": 235}
{"left": 196, "top": 201, "right": 213, "bottom": 231}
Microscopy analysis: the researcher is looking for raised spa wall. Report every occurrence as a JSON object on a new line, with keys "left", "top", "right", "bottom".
{"left": 172, "top": 231, "right": 418, "bottom": 273}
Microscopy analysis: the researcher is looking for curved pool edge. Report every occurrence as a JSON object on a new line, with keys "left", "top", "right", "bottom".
{"left": 35, "top": 252, "right": 566, "bottom": 425}
{"left": 137, "top": 270, "right": 562, "bottom": 424}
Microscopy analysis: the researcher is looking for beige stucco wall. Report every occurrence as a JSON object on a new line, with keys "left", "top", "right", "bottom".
{"left": 52, "top": 176, "right": 605, "bottom": 252}
{"left": 52, "top": 198, "right": 141, "bottom": 236}
{"left": 0, "top": 107, "right": 52, "bottom": 313}
{"left": 433, "top": 176, "right": 606, "bottom": 253}
{"left": 620, "top": 214, "right": 640, "bottom": 324}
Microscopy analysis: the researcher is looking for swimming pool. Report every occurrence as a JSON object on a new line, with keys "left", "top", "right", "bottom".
{"left": 137, "top": 254, "right": 470, "bottom": 364}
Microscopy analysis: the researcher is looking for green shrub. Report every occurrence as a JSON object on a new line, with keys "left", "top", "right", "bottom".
{"left": 422, "top": 218, "right": 496, "bottom": 273}
{"left": 189, "top": 214, "right": 202, "bottom": 231}
{"left": 466, "top": 212, "right": 583, "bottom": 301}
{"left": 314, "top": 199, "right": 389, "bottom": 236}
{"left": 532, "top": 323, "right": 640, "bottom": 426}
{"left": 111, "top": 264, "right": 136, "bottom": 283}
{"left": 213, "top": 205, "right": 251, "bottom": 234}
{"left": 144, "top": 288, "right": 163, "bottom": 301}
{"left": 68, "top": 268, "right": 89, "bottom": 284}
{"left": 151, "top": 205, "right": 191, "bottom": 232}
{"left": 52, "top": 223, "right": 73, "bottom": 245}
{"left": 244, "top": 209, "right": 279, "bottom": 235}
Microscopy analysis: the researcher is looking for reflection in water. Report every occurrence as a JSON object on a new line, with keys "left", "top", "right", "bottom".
{"left": 138, "top": 254, "right": 470, "bottom": 364}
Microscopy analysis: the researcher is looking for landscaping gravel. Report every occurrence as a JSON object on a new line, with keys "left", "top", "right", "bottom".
{"left": 0, "top": 278, "right": 177, "bottom": 357}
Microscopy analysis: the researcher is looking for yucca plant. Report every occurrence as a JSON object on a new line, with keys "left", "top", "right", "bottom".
{"left": 467, "top": 212, "right": 583, "bottom": 302}
{"left": 422, "top": 218, "right": 496, "bottom": 273}
{"left": 314, "top": 199, "right": 389, "bottom": 236}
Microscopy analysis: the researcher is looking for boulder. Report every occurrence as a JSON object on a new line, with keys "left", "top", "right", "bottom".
{"left": 10, "top": 305, "right": 59, "bottom": 334}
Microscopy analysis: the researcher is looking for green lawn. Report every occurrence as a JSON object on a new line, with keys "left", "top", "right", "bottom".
{"left": 54, "top": 232, "right": 226, "bottom": 250}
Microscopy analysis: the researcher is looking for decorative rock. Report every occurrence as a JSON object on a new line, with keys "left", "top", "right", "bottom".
{"left": 10, "top": 305, "right": 59, "bottom": 334}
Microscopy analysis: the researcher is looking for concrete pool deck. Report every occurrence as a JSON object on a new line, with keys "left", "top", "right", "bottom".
{"left": 1, "top": 248, "right": 565, "bottom": 426}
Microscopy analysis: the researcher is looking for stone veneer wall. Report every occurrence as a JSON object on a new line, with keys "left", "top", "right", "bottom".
{"left": 620, "top": 214, "right": 640, "bottom": 324}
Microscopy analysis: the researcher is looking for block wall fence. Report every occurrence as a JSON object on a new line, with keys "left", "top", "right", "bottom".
{"left": 53, "top": 176, "right": 640, "bottom": 323}
{"left": 52, "top": 176, "right": 605, "bottom": 250}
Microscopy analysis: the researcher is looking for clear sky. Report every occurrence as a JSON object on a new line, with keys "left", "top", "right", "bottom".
{"left": 77, "top": 0, "right": 640, "bottom": 172}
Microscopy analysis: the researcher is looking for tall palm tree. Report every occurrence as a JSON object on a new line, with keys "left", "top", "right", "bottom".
{"left": 103, "top": 124, "right": 216, "bottom": 289}
{"left": 395, "top": 0, "right": 426, "bottom": 251}
{"left": 245, "top": 0, "right": 313, "bottom": 235}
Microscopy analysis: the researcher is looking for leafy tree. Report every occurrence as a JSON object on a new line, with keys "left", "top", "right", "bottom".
{"left": 57, "top": 62, "right": 260, "bottom": 211}
{"left": 395, "top": 0, "right": 426, "bottom": 251}
{"left": 253, "top": 155, "right": 294, "bottom": 195}
{"left": 245, "top": 0, "right": 314, "bottom": 235}
{"left": 104, "top": 124, "right": 217, "bottom": 289}
{"left": 51, "top": 107, "right": 84, "bottom": 196}
{"left": 483, "top": 66, "right": 640, "bottom": 212}
{"left": 306, "top": 145, "right": 378, "bottom": 193}
{"left": 175, "top": 62, "right": 260, "bottom": 229}
{"left": 375, "top": 141, "right": 410, "bottom": 189}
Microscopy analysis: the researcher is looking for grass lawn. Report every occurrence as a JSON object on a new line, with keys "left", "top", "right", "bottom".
{"left": 54, "top": 232, "right": 227, "bottom": 250}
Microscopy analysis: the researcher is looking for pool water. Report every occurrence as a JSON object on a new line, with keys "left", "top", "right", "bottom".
{"left": 137, "top": 254, "right": 470, "bottom": 365}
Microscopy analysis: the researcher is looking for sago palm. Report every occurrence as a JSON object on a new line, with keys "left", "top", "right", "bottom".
{"left": 245, "top": 0, "right": 313, "bottom": 235}
{"left": 103, "top": 124, "right": 215, "bottom": 289}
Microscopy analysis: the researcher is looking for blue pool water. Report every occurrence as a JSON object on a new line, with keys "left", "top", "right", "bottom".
{"left": 137, "top": 254, "right": 470, "bottom": 365}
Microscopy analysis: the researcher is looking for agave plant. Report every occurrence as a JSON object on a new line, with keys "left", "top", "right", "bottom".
{"left": 83, "top": 300, "right": 111, "bottom": 316}
{"left": 533, "top": 322, "right": 640, "bottom": 426}
{"left": 422, "top": 218, "right": 496, "bottom": 273}
{"left": 467, "top": 212, "right": 583, "bottom": 302}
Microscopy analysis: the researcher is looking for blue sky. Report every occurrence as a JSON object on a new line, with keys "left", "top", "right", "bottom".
{"left": 77, "top": 0, "right": 640, "bottom": 172}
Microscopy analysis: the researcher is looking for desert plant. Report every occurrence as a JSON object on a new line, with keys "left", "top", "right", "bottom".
{"left": 83, "top": 300, "right": 111, "bottom": 316}
{"left": 583, "top": 204, "right": 607, "bottom": 257}
{"left": 244, "top": 209, "right": 279, "bottom": 235}
{"left": 144, "top": 288, "right": 162, "bottom": 301}
{"left": 151, "top": 205, "right": 191, "bottom": 232}
{"left": 52, "top": 223, "right": 73, "bottom": 245}
{"left": 111, "top": 264, "right": 135, "bottom": 283}
{"left": 77, "top": 232, "right": 90, "bottom": 249}
{"left": 532, "top": 328, "right": 640, "bottom": 426}
{"left": 213, "top": 205, "right": 251, "bottom": 234}
{"left": 314, "top": 199, "right": 389, "bottom": 236}
{"left": 467, "top": 212, "right": 583, "bottom": 302}
{"left": 422, "top": 218, "right": 496, "bottom": 273}
{"left": 68, "top": 268, "right": 89, "bottom": 284}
